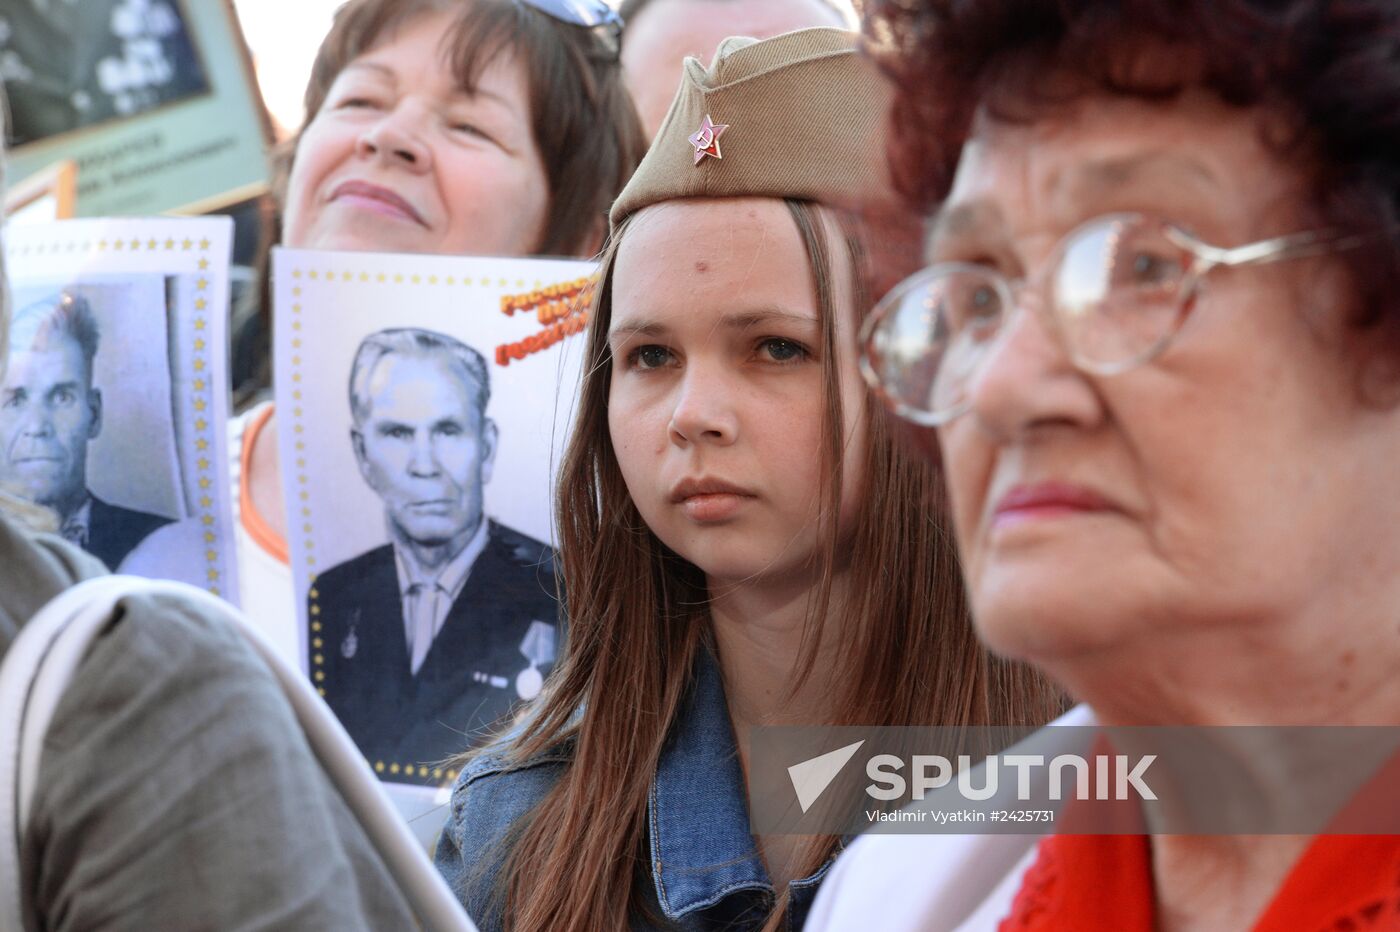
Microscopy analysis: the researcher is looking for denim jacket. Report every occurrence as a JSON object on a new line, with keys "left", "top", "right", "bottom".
{"left": 434, "top": 649, "right": 836, "bottom": 930}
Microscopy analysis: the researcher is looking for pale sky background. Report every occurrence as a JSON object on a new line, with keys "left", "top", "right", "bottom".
{"left": 230, "top": 0, "right": 858, "bottom": 137}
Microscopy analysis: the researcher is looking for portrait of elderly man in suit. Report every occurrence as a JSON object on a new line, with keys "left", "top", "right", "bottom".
{"left": 0, "top": 291, "right": 172, "bottom": 569}
{"left": 313, "top": 328, "right": 560, "bottom": 783}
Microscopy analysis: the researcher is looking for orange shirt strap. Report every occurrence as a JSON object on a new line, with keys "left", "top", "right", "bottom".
{"left": 240, "top": 404, "right": 290, "bottom": 565}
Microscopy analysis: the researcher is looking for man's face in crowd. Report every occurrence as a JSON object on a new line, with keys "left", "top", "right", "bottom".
{"left": 353, "top": 351, "right": 497, "bottom": 550}
{"left": 0, "top": 334, "right": 101, "bottom": 515}
{"left": 621, "top": 0, "right": 847, "bottom": 137}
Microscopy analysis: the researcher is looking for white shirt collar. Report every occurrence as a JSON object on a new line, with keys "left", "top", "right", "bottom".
{"left": 393, "top": 518, "right": 490, "bottom": 603}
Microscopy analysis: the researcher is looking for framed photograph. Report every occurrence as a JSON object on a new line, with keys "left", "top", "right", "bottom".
{"left": 273, "top": 247, "right": 592, "bottom": 796}
{"left": 3, "top": 218, "right": 238, "bottom": 597}
{"left": 3, "top": 160, "right": 78, "bottom": 226}
{"left": 3, "top": 0, "right": 272, "bottom": 216}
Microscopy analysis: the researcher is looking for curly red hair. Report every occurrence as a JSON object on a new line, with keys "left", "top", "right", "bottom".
{"left": 863, "top": 0, "right": 1400, "bottom": 368}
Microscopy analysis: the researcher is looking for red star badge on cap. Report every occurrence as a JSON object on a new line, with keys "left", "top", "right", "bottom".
{"left": 688, "top": 114, "right": 729, "bottom": 165}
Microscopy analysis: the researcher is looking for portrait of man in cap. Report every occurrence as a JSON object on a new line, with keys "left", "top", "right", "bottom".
{"left": 312, "top": 327, "right": 560, "bottom": 783}
{"left": 0, "top": 290, "right": 173, "bottom": 568}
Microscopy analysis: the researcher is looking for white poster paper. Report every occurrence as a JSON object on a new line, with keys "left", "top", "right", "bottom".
{"left": 273, "top": 246, "right": 592, "bottom": 793}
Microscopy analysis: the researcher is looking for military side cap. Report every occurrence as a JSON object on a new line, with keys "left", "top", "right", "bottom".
{"left": 609, "top": 27, "right": 897, "bottom": 228}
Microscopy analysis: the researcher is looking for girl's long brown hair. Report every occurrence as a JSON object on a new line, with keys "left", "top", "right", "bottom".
{"left": 479, "top": 200, "right": 1062, "bottom": 931}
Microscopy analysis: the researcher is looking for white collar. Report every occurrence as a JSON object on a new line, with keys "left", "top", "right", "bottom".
{"left": 393, "top": 519, "right": 490, "bottom": 602}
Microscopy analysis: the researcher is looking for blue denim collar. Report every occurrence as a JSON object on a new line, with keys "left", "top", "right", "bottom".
{"left": 646, "top": 648, "right": 832, "bottom": 922}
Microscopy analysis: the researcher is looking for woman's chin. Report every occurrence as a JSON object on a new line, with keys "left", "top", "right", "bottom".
{"left": 288, "top": 221, "right": 430, "bottom": 256}
{"left": 971, "top": 586, "right": 1151, "bottom": 669}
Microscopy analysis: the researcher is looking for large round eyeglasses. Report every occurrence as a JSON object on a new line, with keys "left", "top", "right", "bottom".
{"left": 859, "top": 212, "right": 1354, "bottom": 426}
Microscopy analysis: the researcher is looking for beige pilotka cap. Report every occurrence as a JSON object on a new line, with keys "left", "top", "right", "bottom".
{"left": 608, "top": 27, "right": 899, "bottom": 228}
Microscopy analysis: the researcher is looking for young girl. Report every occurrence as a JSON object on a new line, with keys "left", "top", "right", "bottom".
{"left": 435, "top": 28, "right": 1061, "bottom": 931}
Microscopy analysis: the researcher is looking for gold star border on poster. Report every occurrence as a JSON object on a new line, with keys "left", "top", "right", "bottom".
{"left": 190, "top": 242, "right": 222, "bottom": 596}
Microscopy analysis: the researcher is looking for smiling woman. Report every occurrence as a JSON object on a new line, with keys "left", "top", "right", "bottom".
{"left": 282, "top": 0, "right": 643, "bottom": 258}
{"left": 281, "top": 10, "right": 549, "bottom": 257}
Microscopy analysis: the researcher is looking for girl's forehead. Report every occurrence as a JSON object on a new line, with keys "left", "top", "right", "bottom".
{"left": 611, "top": 202, "right": 821, "bottom": 329}
{"left": 623, "top": 199, "right": 799, "bottom": 251}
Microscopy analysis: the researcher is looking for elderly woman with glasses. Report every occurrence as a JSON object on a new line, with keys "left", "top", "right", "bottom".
{"left": 808, "top": 0, "right": 1400, "bottom": 929}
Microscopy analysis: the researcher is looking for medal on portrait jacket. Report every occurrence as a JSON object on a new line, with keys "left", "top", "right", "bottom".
{"left": 341, "top": 621, "right": 358, "bottom": 660}
{"left": 515, "top": 621, "right": 557, "bottom": 700}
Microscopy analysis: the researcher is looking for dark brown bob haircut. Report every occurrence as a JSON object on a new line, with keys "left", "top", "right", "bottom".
{"left": 864, "top": 0, "right": 1400, "bottom": 368}
{"left": 283, "top": 0, "right": 647, "bottom": 257}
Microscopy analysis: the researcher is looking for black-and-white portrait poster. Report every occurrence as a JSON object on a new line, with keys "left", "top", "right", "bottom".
{"left": 0, "top": 0, "right": 210, "bottom": 148}
{"left": 3, "top": 218, "right": 237, "bottom": 597}
{"left": 273, "top": 247, "right": 589, "bottom": 792}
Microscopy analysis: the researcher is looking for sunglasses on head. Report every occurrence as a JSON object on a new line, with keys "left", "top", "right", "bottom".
{"left": 517, "top": 0, "right": 623, "bottom": 51}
